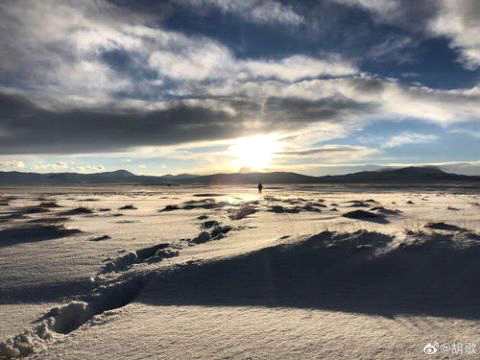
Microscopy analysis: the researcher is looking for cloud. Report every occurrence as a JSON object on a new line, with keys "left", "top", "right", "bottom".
{"left": 0, "top": 87, "right": 373, "bottom": 155}
{"left": 450, "top": 128, "right": 480, "bottom": 139}
{"left": 32, "top": 162, "right": 69, "bottom": 172}
{"left": 142, "top": 30, "right": 240, "bottom": 83}
{"left": 440, "top": 161, "right": 480, "bottom": 176}
{"left": 383, "top": 132, "right": 438, "bottom": 148}
{"left": 146, "top": 37, "right": 357, "bottom": 83}
{"left": 0, "top": 0, "right": 479, "bottom": 162}
{"left": 295, "top": 76, "right": 480, "bottom": 125}
{"left": 176, "top": 0, "right": 304, "bottom": 26}
{"left": 148, "top": 45, "right": 356, "bottom": 83}
{"left": 31, "top": 161, "right": 105, "bottom": 173}
{"left": 278, "top": 144, "right": 378, "bottom": 158}
{"left": 0, "top": 0, "right": 364, "bottom": 158}
{"left": 209, "top": 74, "right": 480, "bottom": 126}
{"left": 0, "top": 0, "right": 135, "bottom": 100}
{"left": 333, "top": 0, "right": 401, "bottom": 20}
{"left": 0, "top": 91, "right": 252, "bottom": 154}
{"left": 335, "top": 0, "right": 480, "bottom": 69}
{"left": 242, "top": 55, "right": 357, "bottom": 81}
{"left": 0, "top": 0, "right": 355, "bottom": 105}
{"left": 428, "top": 0, "right": 480, "bottom": 69}
{"left": 2, "top": 71, "right": 480, "bottom": 155}
{"left": 333, "top": 0, "right": 439, "bottom": 28}
{"left": 74, "top": 164, "right": 106, "bottom": 173}
{"left": 263, "top": 96, "right": 375, "bottom": 125}
{"left": 367, "top": 35, "right": 417, "bottom": 64}
{"left": 0, "top": 159, "right": 26, "bottom": 171}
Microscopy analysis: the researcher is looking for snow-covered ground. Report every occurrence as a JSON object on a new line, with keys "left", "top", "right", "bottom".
{"left": 1, "top": 184, "right": 480, "bottom": 359}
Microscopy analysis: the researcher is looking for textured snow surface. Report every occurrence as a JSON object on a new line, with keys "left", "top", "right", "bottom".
{"left": 1, "top": 185, "right": 480, "bottom": 359}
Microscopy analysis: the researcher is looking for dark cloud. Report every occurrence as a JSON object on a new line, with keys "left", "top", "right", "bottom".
{"left": 278, "top": 145, "right": 373, "bottom": 156}
{"left": 0, "top": 92, "right": 244, "bottom": 154}
{"left": 383, "top": 0, "right": 440, "bottom": 32}
{"left": 0, "top": 91, "right": 378, "bottom": 154}
{"left": 334, "top": 0, "right": 441, "bottom": 33}
{"left": 265, "top": 96, "right": 377, "bottom": 124}
{"left": 349, "top": 77, "right": 386, "bottom": 94}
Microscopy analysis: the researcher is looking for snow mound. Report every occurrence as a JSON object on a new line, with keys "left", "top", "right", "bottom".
{"left": 228, "top": 205, "right": 257, "bottom": 220}
{"left": 342, "top": 210, "right": 388, "bottom": 223}
{"left": 59, "top": 207, "right": 93, "bottom": 215}
{"left": 139, "top": 229, "right": 480, "bottom": 318}
{"left": 425, "top": 222, "right": 467, "bottom": 232}
{"left": 0, "top": 301, "right": 91, "bottom": 358}
{"left": 0, "top": 225, "right": 81, "bottom": 248}
{"left": 0, "top": 321, "right": 53, "bottom": 359}
{"left": 160, "top": 198, "right": 229, "bottom": 212}
{"left": 0, "top": 276, "right": 147, "bottom": 359}
{"left": 102, "top": 243, "right": 178, "bottom": 273}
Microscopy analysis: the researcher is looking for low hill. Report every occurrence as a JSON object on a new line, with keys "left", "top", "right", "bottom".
{"left": 316, "top": 166, "right": 479, "bottom": 183}
{"left": 0, "top": 166, "right": 478, "bottom": 185}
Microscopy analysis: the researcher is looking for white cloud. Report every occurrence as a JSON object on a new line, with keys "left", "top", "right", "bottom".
{"left": 12, "top": 0, "right": 477, "bottom": 130}
{"left": 31, "top": 162, "right": 105, "bottom": 173}
{"left": 148, "top": 40, "right": 234, "bottom": 81}
{"left": 0, "top": 0, "right": 353, "bottom": 109}
{"left": 0, "top": 160, "right": 26, "bottom": 171}
{"left": 428, "top": 0, "right": 480, "bottom": 69}
{"left": 178, "top": 0, "right": 304, "bottom": 26}
{"left": 74, "top": 164, "right": 106, "bottom": 173}
{"left": 334, "top": 0, "right": 480, "bottom": 69}
{"left": 243, "top": 55, "right": 357, "bottom": 81}
{"left": 440, "top": 161, "right": 480, "bottom": 176}
{"left": 32, "top": 162, "right": 69, "bottom": 172}
{"left": 450, "top": 128, "right": 480, "bottom": 139}
{"left": 383, "top": 132, "right": 438, "bottom": 148}
{"left": 332, "top": 0, "right": 400, "bottom": 19}
{"left": 148, "top": 38, "right": 356, "bottom": 83}
{"left": 367, "top": 35, "right": 416, "bottom": 64}
{"left": 207, "top": 73, "right": 480, "bottom": 126}
{"left": 0, "top": 0, "right": 137, "bottom": 105}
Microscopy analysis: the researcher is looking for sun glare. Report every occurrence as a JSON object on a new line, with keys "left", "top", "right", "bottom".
{"left": 229, "top": 135, "right": 281, "bottom": 171}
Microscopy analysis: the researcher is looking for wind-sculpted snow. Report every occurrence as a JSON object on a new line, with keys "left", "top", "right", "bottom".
{"left": 58, "top": 207, "right": 94, "bottom": 216}
{"left": 37, "top": 202, "right": 62, "bottom": 209}
{"left": 159, "top": 196, "right": 332, "bottom": 216}
{"left": 0, "top": 225, "right": 81, "bottom": 248}
{"left": 101, "top": 244, "right": 179, "bottom": 273}
{"left": 118, "top": 205, "right": 137, "bottom": 210}
{"left": 27, "top": 217, "right": 70, "bottom": 224}
{"left": 342, "top": 210, "right": 389, "bottom": 224}
{"left": 424, "top": 222, "right": 467, "bottom": 232}
{"left": 3, "top": 224, "right": 480, "bottom": 358}
{"left": 228, "top": 205, "right": 257, "bottom": 220}
{"left": 0, "top": 276, "right": 147, "bottom": 359}
{"left": 101, "top": 217, "right": 235, "bottom": 274}
{"left": 1, "top": 187, "right": 480, "bottom": 359}
{"left": 0, "top": 206, "right": 51, "bottom": 223}
{"left": 159, "top": 198, "right": 230, "bottom": 212}
{"left": 140, "top": 230, "right": 480, "bottom": 318}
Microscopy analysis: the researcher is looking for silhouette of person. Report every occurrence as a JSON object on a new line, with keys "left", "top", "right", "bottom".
{"left": 258, "top": 182, "right": 263, "bottom": 193}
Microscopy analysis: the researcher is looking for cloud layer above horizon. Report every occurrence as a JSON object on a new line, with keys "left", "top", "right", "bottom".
{"left": 0, "top": 0, "right": 479, "bottom": 175}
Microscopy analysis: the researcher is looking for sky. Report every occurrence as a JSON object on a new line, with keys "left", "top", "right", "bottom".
{"left": 0, "top": 0, "right": 479, "bottom": 176}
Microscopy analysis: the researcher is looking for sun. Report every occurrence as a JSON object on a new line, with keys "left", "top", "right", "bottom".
{"left": 229, "top": 134, "right": 281, "bottom": 171}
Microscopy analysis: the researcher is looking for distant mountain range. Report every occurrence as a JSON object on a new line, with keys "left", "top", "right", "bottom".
{"left": 0, "top": 166, "right": 478, "bottom": 186}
